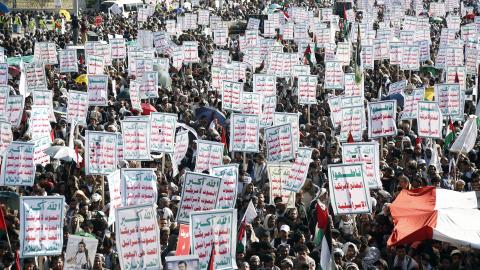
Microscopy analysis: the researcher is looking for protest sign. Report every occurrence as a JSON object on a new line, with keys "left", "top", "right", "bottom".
{"left": 150, "top": 113, "right": 177, "bottom": 153}
{"left": 175, "top": 224, "right": 191, "bottom": 256}
{"left": 417, "top": 101, "right": 443, "bottom": 139}
{"left": 107, "top": 170, "right": 121, "bottom": 226}
{"left": 284, "top": 148, "right": 313, "bottom": 192}
{"left": 172, "top": 130, "right": 189, "bottom": 177}
{"left": 298, "top": 75, "right": 317, "bottom": 105}
{"left": 138, "top": 71, "right": 158, "bottom": 99}
{"left": 67, "top": 91, "right": 88, "bottom": 125}
{"left": 435, "top": 84, "right": 462, "bottom": 117}
{"left": 32, "top": 90, "right": 55, "bottom": 122}
{"left": 342, "top": 142, "right": 382, "bottom": 189}
{"left": 137, "top": 30, "right": 154, "bottom": 49}
{"left": 88, "top": 75, "right": 108, "bottom": 106}
{"left": 115, "top": 204, "right": 162, "bottom": 270}
{"left": 190, "top": 209, "right": 237, "bottom": 270}
{"left": 24, "top": 62, "right": 47, "bottom": 91}
{"left": 221, "top": 80, "right": 243, "bottom": 111}
{"left": 6, "top": 95, "right": 24, "bottom": 127}
{"left": 198, "top": 9, "right": 210, "bottom": 25}
{"left": 129, "top": 80, "right": 142, "bottom": 112}
{"left": 0, "top": 121, "right": 12, "bottom": 156}
{"left": 33, "top": 42, "right": 57, "bottom": 65}
{"left": 241, "top": 92, "right": 262, "bottom": 115}
{"left": 260, "top": 95, "right": 276, "bottom": 127}
{"left": 247, "top": 17, "right": 260, "bottom": 30}
{"left": 166, "top": 255, "right": 200, "bottom": 270}
{"left": 268, "top": 163, "right": 295, "bottom": 208}
{"left": 336, "top": 42, "right": 351, "bottom": 65}
{"left": 116, "top": 133, "right": 124, "bottom": 164}
{"left": 195, "top": 140, "right": 224, "bottom": 172}
{"left": 264, "top": 124, "right": 294, "bottom": 162}
{"left": 339, "top": 106, "right": 364, "bottom": 142}
{"left": 328, "top": 163, "right": 371, "bottom": 215}
{"left": 32, "top": 136, "right": 51, "bottom": 166}
{"left": 137, "top": 7, "right": 151, "bottom": 22}
{"left": 121, "top": 118, "right": 151, "bottom": 160}
{"left": 401, "top": 87, "right": 425, "bottom": 120}
{"left": 177, "top": 172, "right": 222, "bottom": 224}
{"left": 367, "top": 100, "right": 397, "bottom": 138}
{"left": 362, "top": 45, "right": 374, "bottom": 69}
{"left": 389, "top": 42, "right": 403, "bottom": 65}
{"left": 213, "top": 28, "right": 228, "bottom": 46}
{"left": 465, "top": 46, "right": 478, "bottom": 75}
{"left": 0, "top": 63, "right": 8, "bottom": 85}
{"left": 272, "top": 112, "right": 300, "bottom": 154}
{"left": 344, "top": 73, "right": 364, "bottom": 97}
{"left": 211, "top": 165, "right": 239, "bottom": 209}
{"left": 121, "top": 168, "right": 158, "bottom": 206}
{"left": 400, "top": 45, "right": 420, "bottom": 71}
{"left": 86, "top": 55, "right": 104, "bottom": 75}
{"left": 183, "top": 41, "right": 200, "bottom": 63}
{"left": 0, "top": 141, "right": 35, "bottom": 186}
{"left": 253, "top": 74, "right": 276, "bottom": 97}
{"left": 20, "top": 196, "right": 65, "bottom": 257}
{"left": 110, "top": 38, "right": 127, "bottom": 59}
{"left": 132, "top": 58, "right": 154, "bottom": 78}
{"left": 64, "top": 235, "right": 98, "bottom": 270}
{"left": 388, "top": 80, "right": 406, "bottom": 95}
{"left": 28, "top": 105, "right": 52, "bottom": 141}
{"left": 0, "top": 86, "right": 7, "bottom": 116}
{"left": 212, "top": 50, "right": 230, "bottom": 68}
{"left": 445, "top": 66, "right": 466, "bottom": 90}
{"left": 292, "top": 65, "right": 310, "bottom": 77}
{"left": 85, "top": 131, "right": 117, "bottom": 175}
{"left": 229, "top": 114, "right": 260, "bottom": 153}
{"left": 324, "top": 61, "right": 344, "bottom": 89}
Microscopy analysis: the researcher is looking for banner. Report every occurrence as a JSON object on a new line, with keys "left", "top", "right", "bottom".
{"left": 221, "top": 80, "right": 243, "bottom": 111}
{"left": 0, "top": 120, "right": 12, "bottom": 156}
{"left": 264, "top": 124, "right": 294, "bottom": 162}
{"left": 401, "top": 88, "right": 425, "bottom": 120}
{"left": 115, "top": 204, "right": 162, "bottom": 270}
{"left": 87, "top": 75, "right": 109, "bottom": 106}
{"left": 107, "top": 170, "right": 121, "bottom": 226}
{"left": 32, "top": 136, "right": 51, "bottom": 166}
{"left": 417, "top": 101, "right": 443, "bottom": 139}
{"left": 210, "top": 165, "right": 239, "bottom": 209}
{"left": 298, "top": 75, "right": 317, "bottom": 105}
{"left": 284, "top": 147, "right": 313, "bottom": 192}
{"left": 121, "top": 119, "right": 151, "bottom": 160}
{"left": 177, "top": 172, "right": 222, "bottom": 224}
{"left": 342, "top": 142, "right": 382, "bottom": 189}
{"left": 195, "top": 140, "right": 224, "bottom": 172}
{"left": 1, "top": 141, "right": 35, "bottom": 186}
{"left": 253, "top": 74, "right": 276, "bottom": 97}
{"left": 172, "top": 130, "right": 189, "bottom": 177}
{"left": 86, "top": 55, "right": 104, "bottom": 75}
{"left": 64, "top": 235, "right": 98, "bottom": 270}
{"left": 435, "top": 84, "right": 462, "bottom": 117}
{"left": 339, "top": 106, "right": 364, "bottom": 142}
{"left": 328, "top": 163, "right": 371, "bottom": 215}
{"left": 59, "top": 49, "right": 78, "bottom": 73}
{"left": 229, "top": 114, "right": 260, "bottom": 153}
{"left": 121, "top": 168, "right": 158, "bottom": 206}
{"left": 268, "top": 163, "right": 295, "bottom": 208}
{"left": 150, "top": 113, "right": 177, "bottom": 153}
{"left": 324, "top": 61, "right": 344, "bottom": 89}
{"left": 190, "top": 209, "right": 237, "bottom": 270}
{"left": 85, "top": 131, "right": 117, "bottom": 175}
{"left": 241, "top": 92, "right": 262, "bottom": 115}
{"left": 67, "top": 91, "right": 89, "bottom": 125}
{"left": 20, "top": 196, "right": 65, "bottom": 257}
{"left": 367, "top": 100, "right": 397, "bottom": 138}
{"left": 6, "top": 95, "right": 24, "bottom": 127}
{"left": 28, "top": 105, "right": 51, "bottom": 141}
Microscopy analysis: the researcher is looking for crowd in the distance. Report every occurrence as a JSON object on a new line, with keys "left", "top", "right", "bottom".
{"left": 0, "top": 0, "right": 480, "bottom": 269}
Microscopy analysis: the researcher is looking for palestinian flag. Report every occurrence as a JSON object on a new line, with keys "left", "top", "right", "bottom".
{"left": 444, "top": 118, "right": 455, "bottom": 151}
{"left": 304, "top": 45, "right": 313, "bottom": 66}
{"left": 320, "top": 236, "right": 336, "bottom": 270}
{"left": 354, "top": 23, "right": 362, "bottom": 86}
{"left": 0, "top": 208, "right": 7, "bottom": 238}
{"left": 387, "top": 186, "right": 480, "bottom": 248}
{"left": 313, "top": 201, "right": 329, "bottom": 246}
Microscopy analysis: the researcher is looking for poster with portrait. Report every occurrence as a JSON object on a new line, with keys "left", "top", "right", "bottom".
{"left": 64, "top": 235, "right": 98, "bottom": 270}
{"left": 166, "top": 255, "right": 199, "bottom": 270}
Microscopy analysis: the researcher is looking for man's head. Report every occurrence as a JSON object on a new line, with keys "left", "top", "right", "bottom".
{"left": 77, "top": 240, "right": 86, "bottom": 253}
{"left": 178, "top": 260, "right": 187, "bottom": 270}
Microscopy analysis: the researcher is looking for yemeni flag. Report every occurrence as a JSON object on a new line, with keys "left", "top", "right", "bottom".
{"left": 387, "top": 186, "right": 480, "bottom": 248}
{"left": 313, "top": 201, "right": 329, "bottom": 246}
{"left": 304, "top": 44, "right": 313, "bottom": 66}
{"left": 0, "top": 207, "right": 7, "bottom": 238}
{"left": 444, "top": 118, "right": 455, "bottom": 151}
{"left": 354, "top": 23, "right": 362, "bottom": 86}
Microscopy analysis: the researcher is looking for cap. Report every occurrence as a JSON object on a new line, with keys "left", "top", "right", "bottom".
{"left": 280, "top": 224, "right": 290, "bottom": 233}
{"left": 281, "top": 258, "right": 294, "bottom": 267}
{"left": 91, "top": 193, "right": 102, "bottom": 202}
{"left": 450, "top": 249, "right": 462, "bottom": 257}
{"left": 171, "top": 195, "right": 181, "bottom": 201}
{"left": 418, "top": 159, "right": 426, "bottom": 165}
